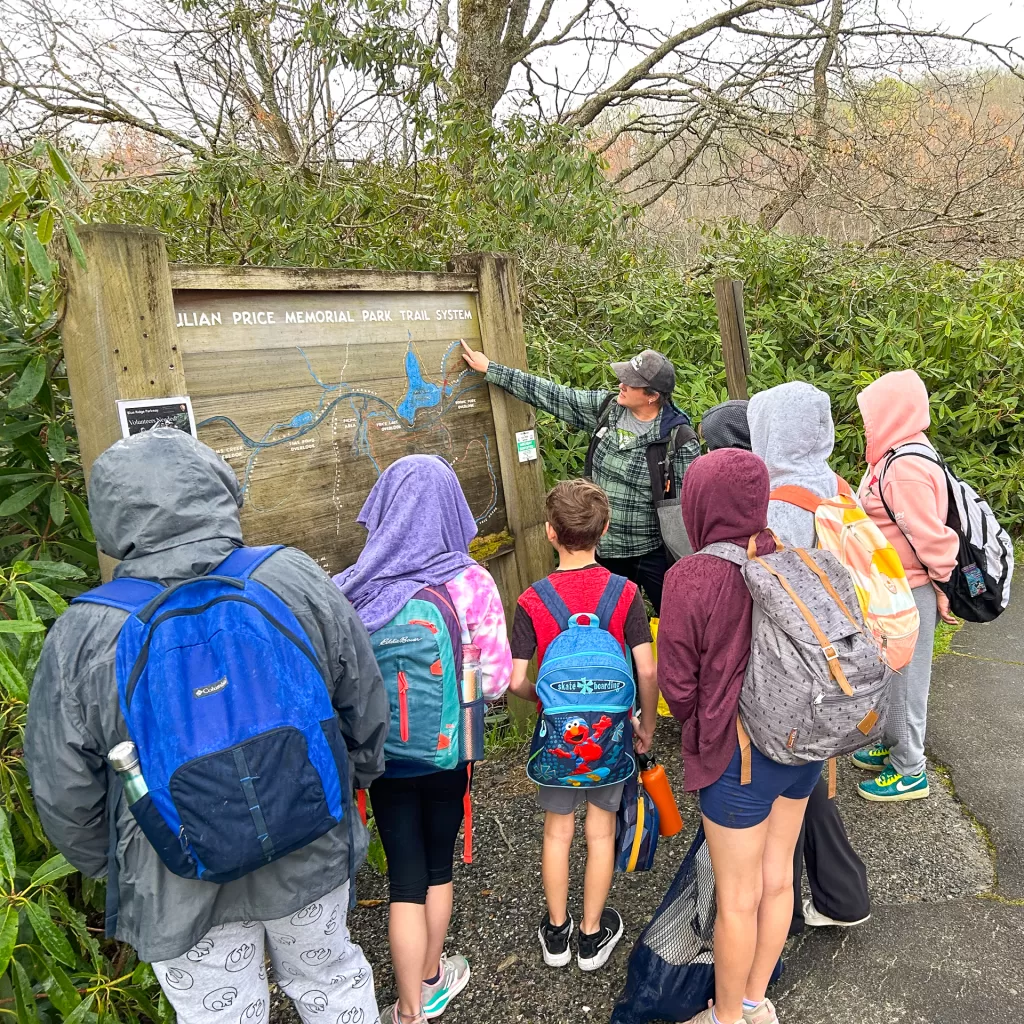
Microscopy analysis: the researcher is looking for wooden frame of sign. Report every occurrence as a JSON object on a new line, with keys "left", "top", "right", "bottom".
{"left": 60, "top": 225, "right": 553, "bottom": 630}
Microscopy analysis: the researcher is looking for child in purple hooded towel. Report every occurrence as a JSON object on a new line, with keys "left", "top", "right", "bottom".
{"left": 335, "top": 455, "right": 512, "bottom": 1024}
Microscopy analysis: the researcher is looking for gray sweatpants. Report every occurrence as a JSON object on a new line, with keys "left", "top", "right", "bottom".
{"left": 885, "top": 584, "right": 938, "bottom": 777}
{"left": 151, "top": 881, "right": 379, "bottom": 1024}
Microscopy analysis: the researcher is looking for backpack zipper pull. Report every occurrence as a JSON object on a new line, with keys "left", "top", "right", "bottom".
{"left": 397, "top": 669, "right": 410, "bottom": 743}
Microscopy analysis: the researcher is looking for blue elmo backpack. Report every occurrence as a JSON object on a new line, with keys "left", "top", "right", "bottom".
{"left": 73, "top": 546, "right": 348, "bottom": 883}
{"left": 526, "top": 575, "right": 636, "bottom": 789}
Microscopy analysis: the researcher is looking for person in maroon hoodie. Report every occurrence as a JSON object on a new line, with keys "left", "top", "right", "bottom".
{"left": 658, "top": 449, "right": 821, "bottom": 1024}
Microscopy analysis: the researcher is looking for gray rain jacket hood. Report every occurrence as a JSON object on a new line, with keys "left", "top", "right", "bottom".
{"left": 747, "top": 382, "right": 836, "bottom": 549}
{"left": 25, "top": 429, "right": 388, "bottom": 961}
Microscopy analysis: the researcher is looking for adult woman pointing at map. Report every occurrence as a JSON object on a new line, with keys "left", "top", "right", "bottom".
{"left": 461, "top": 342, "right": 699, "bottom": 613}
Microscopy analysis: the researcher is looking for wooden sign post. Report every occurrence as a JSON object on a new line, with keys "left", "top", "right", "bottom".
{"left": 713, "top": 277, "right": 751, "bottom": 400}
{"left": 61, "top": 225, "right": 553, "bottom": 626}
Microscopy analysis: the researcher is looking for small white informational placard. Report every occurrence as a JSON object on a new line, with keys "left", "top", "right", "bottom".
{"left": 116, "top": 396, "right": 198, "bottom": 439}
{"left": 515, "top": 429, "right": 539, "bottom": 463}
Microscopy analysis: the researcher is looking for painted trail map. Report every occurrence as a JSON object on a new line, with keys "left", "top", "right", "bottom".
{"left": 173, "top": 288, "right": 509, "bottom": 574}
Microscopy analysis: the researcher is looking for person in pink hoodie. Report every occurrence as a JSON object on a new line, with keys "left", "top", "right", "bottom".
{"left": 852, "top": 370, "right": 959, "bottom": 802}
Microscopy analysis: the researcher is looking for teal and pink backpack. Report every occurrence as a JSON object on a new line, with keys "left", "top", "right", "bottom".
{"left": 370, "top": 585, "right": 464, "bottom": 770}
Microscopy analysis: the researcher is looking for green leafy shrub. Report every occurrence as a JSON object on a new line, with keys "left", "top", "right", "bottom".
{"left": 1, "top": 149, "right": 171, "bottom": 1022}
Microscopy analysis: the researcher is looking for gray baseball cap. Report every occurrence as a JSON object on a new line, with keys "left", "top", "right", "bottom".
{"left": 611, "top": 350, "right": 676, "bottom": 393}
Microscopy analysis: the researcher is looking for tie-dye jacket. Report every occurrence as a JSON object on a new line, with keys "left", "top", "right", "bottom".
{"left": 445, "top": 563, "right": 513, "bottom": 701}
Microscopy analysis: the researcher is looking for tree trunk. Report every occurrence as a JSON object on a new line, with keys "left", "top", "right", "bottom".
{"left": 452, "top": 0, "right": 517, "bottom": 120}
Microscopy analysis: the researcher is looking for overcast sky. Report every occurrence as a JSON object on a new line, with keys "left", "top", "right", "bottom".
{"left": 622, "top": 0, "right": 1022, "bottom": 46}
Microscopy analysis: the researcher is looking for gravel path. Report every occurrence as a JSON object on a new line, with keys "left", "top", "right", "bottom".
{"left": 271, "top": 715, "right": 992, "bottom": 1024}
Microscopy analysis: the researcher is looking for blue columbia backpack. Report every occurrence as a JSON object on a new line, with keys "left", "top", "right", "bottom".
{"left": 370, "top": 586, "right": 464, "bottom": 770}
{"left": 74, "top": 546, "right": 348, "bottom": 884}
{"left": 526, "top": 575, "right": 636, "bottom": 788}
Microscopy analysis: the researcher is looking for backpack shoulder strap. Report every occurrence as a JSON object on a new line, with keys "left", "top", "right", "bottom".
{"left": 594, "top": 573, "right": 629, "bottom": 628}
{"left": 532, "top": 577, "right": 573, "bottom": 632}
{"left": 214, "top": 545, "right": 285, "bottom": 580}
{"left": 583, "top": 394, "right": 617, "bottom": 479}
{"left": 72, "top": 577, "right": 164, "bottom": 614}
{"left": 769, "top": 485, "right": 824, "bottom": 514}
{"left": 645, "top": 423, "right": 698, "bottom": 501}
{"left": 697, "top": 542, "right": 748, "bottom": 566}
{"left": 667, "top": 422, "right": 698, "bottom": 454}
{"left": 835, "top": 473, "right": 853, "bottom": 498}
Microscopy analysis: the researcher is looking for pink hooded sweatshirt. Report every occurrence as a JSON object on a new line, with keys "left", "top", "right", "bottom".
{"left": 857, "top": 369, "right": 958, "bottom": 589}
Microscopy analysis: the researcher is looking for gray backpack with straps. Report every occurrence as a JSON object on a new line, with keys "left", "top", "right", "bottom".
{"left": 700, "top": 540, "right": 890, "bottom": 771}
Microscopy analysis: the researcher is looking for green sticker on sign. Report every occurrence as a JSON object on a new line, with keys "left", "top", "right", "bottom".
{"left": 515, "top": 429, "right": 538, "bottom": 463}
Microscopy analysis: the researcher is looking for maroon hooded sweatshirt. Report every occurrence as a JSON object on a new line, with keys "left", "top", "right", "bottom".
{"left": 658, "top": 449, "right": 773, "bottom": 791}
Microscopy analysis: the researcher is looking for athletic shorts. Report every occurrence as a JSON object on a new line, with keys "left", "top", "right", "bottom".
{"left": 537, "top": 781, "right": 624, "bottom": 815}
{"left": 700, "top": 743, "right": 822, "bottom": 829}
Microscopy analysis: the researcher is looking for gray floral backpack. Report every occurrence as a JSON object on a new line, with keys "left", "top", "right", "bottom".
{"left": 701, "top": 537, "right": 890, "bottom": 792}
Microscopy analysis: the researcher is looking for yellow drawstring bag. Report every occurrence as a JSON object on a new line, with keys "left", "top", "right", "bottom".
{"left": 652, "top": 617, "right": 672, "bottom": 717}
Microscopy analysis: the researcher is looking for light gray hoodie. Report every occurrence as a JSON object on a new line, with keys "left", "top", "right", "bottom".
{"left": 25, "top": 429, "right": 388, "bottom": 961}
{"left": 747, "top": 382, "right": 836, "bottom": 549}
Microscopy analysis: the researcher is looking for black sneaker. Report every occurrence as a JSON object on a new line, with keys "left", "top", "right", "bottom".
{"left": 577, "top": 908, "right": 624, "bottom": 972}
{"left": 538, "top": 912, "right": 573, "bottom": 968}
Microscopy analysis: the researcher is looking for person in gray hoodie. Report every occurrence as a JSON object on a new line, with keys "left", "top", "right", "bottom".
{"left": 25, "top": 429, "right": 389, "bottom": 1024}
{"left": 747, "top": 381, "right": 837, "bottom": 549}
{"left": 746, "top": 383, "right": 872, "bottom": 935}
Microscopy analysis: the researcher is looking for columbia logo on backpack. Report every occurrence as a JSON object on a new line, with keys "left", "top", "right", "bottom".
{"left": 527, "top": 576, "right": 636, "bottom": 788}
{"left": 73, "top": 546, "right": 349, "bottom": 884}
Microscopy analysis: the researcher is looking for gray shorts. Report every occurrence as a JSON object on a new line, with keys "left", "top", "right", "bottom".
{"left": 536, "top": 782, "right": 625, "bottom": 815}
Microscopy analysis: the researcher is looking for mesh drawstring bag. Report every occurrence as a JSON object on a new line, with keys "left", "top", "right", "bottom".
{"left": 611, "top": 825, "right": 782, "bottom": 1024}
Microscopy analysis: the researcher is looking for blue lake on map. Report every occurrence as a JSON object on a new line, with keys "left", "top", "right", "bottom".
{"left": 396, "top": 349, "right": 442, "bottom": 424}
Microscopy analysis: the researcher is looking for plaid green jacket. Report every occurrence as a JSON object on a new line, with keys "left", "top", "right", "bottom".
{"left": 487, "top": 363, "right": 700, "bottom": 558}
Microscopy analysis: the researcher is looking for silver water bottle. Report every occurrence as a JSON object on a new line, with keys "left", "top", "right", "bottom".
{"left": 459, "top": 643, "right": 485, "bottom": 762}
{"left": 108, "top": 741, "right": 149, "bottom": 804}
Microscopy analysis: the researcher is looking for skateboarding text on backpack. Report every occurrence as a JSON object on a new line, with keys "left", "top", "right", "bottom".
{"left": 769, "top": 475, "right": 919, "bottom": 669}
{"left": 880, "top": 443, "right": 1014, "bottom": 622}
{"left": 700, "top": 539, "right": 889, "bottom": 776}
{"left": 526, "top": 576, "right": 636, "bottom": 788}
{"left": 370, "top": 585, "right": 464, "bottom": 770}
{"left": 73, "top": 546, "right": 349, "bottom": 883}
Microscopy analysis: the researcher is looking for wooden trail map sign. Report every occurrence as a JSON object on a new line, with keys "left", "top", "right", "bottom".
{"left": 61, "top": 226, "right": 551, "bottom": 613}
{"left": 171, "top": 276, "right": 508, "bottom": 574}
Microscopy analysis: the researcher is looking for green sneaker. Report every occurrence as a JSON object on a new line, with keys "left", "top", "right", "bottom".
{"left": 851, "top": 744, "right": 890, "bottom": 771}
{"left": 422, "top": 953, "right": 470, "bottom": 1020}
{"left": 858, "top": 766, "right": 929, "bottom": 802}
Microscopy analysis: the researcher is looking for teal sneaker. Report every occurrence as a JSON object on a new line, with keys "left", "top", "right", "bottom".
{"left": 858, "top": 766, "right": 929, "bottom": 802}
{"left": 422, "top": 953, "right": 470, "bottom": 1020}
{"left": 851, "top": 744, "right": 890, "bottom": 771}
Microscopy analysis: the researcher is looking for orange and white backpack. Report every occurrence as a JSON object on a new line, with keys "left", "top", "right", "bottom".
{"left": 769, "top": 476, "right": 920, "bottom": 670}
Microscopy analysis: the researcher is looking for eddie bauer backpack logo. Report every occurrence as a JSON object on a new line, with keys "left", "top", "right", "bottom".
{"left": 527, "top": 575, "right": 636, "bottom": 789}
{"left": 72, "top": 546, "right": 349, "bottom": 883}
{"left": 700, "top": 537, "right": 890, "bottom": 782}
{"left": 370, "top": 585, "right": 463, "bottom": 770}
{"left": 879, "top": 443, "right": 1014, "bottom": 622}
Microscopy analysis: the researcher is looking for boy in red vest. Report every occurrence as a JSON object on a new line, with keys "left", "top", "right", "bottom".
{"left": 509, "top": 480, "right": 658, "bottom": 973}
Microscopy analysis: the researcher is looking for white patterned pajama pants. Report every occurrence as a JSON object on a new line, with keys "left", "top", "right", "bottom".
{"left": 151, "top": 881, "right": 379, "bottom": 1024}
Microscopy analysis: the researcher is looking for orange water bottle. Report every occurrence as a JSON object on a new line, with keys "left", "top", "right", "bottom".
{"left": 638, "top": 752, "right": 683, "bottom": 837}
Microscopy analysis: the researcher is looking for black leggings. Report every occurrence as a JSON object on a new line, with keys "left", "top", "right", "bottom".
{"left": 790, "top": 776, "right": 870, "bottom": 933}
{"left": 370, "top": 767, "right": 467, "bottom": 904}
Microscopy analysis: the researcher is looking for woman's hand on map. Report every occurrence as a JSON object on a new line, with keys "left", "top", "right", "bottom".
{"left": 460, "top": 340, "right": 490, "bottom": 374}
